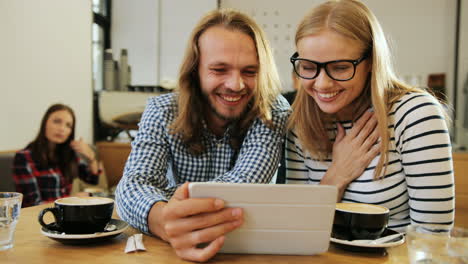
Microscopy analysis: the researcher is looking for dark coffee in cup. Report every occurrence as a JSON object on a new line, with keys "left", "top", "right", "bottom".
{"left": 38, "top": 197, "right": 114, "bottom": 234}
{"left": 332, "top": 203, "right": 389, "bottom": 241}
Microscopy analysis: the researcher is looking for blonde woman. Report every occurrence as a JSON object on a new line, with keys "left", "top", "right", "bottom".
{"left": 116, "top": 9, "right": 289, "bottom": 262}
{"left": 286, "top": 0, "right": 454, "bottom": 231}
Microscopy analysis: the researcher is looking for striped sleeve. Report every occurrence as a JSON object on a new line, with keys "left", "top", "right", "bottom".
{"left": 393, "top": 93, "right": 454, "bottom": 226}
{"left": 285, "top": 130, "right": 309, "bottom": 184}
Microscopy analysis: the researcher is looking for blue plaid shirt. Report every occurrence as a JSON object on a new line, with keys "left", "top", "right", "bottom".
{"left": 115, "top": 93, "right": 290, "bottom": 232}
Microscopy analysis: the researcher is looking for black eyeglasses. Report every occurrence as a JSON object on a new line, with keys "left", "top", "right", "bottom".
{"left": 290, "top": 52, "right": 369, "bottom": 81}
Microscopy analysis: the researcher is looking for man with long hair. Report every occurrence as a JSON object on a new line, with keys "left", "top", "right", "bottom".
{"left": 116, "top": 9, "right": 289, "bottom": 262}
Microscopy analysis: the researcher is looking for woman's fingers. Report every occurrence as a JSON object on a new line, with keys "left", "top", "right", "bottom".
{"left": 335, "top": 122, "right": 345, "bottom": 143}
{"left": 360, "top": 123, "right": 380, "bottom": 151}
{"left": 70, "top": 139, "right": 95, "bottom": 161}
{"left": 364, "top": 141, "right": 381, "bottom": 169}
{"left": 330, "top": 110, "right": 382, "bottom": 186}
{"left": 70, "top": 140, "right": 83, "bottom": 151}
{"left": 369, "top": 141, "right": 381, "bottom": 157}
{"left": 348, "top": 110, "right": 373, "bottom": 138}
{"left": 355, "top": 115, "right": 378, "bottom": 144}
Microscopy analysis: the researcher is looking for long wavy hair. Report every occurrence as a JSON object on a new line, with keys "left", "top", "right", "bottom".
{"left": 28, "top": 104, "right": 78, "bottom": 183}
{"left": 288, "top": 0, "right": 424, "bottom": 178}
{"left": 170, "top": 8, "right": 281, "bottom": 155}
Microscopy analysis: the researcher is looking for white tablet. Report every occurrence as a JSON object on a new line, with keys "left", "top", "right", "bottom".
{"left": 188, "top": 183, "right": 337, "bottom": 255}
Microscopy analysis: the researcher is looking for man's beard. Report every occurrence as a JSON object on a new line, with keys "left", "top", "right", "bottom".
{"left": 202, "top": 91, "right": 251, "bottom": 124}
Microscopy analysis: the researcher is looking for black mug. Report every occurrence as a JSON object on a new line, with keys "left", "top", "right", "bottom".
{"left": 332, "top": 203, "right": 389, "bottom": 241}
{"left": 38, "top": 197, "right": 114, "bottom": 234}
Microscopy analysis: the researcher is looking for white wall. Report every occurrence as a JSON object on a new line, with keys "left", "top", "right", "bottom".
{"left": 158, "top": 0, "right": 218, "bottom": 84}
{"left": 112, "top": 0, "right": 159, "bottom": 86}
{"left": 363, "top": 0, "right": 456, "bottom": 102}
{"left": 0, "top": 0, "right": 93, "bottom": 151}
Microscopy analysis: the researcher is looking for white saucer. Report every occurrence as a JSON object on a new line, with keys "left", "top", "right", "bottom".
{"left": 330, "top": 229, "right": 405, "bottom": 249}
{"left": 41, "top": 219, "right": 129, "bottom": 244}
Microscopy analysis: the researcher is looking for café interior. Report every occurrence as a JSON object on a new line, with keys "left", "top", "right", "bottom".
{"left": 1, "top": 0, "right": 467, "bottom": 263}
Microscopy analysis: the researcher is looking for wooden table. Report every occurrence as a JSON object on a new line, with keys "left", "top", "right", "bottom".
{"left": 0, "top": 204, "right": 421, "bottom": 264}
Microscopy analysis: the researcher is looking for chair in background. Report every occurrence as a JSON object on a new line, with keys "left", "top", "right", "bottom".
{"left": 0, "top": 151, "right": 16, "bottom": 192}
{"left": 96, "top": 141, "right": 132, "bottom": 188}
{"left": 453, "top": 152, "right": 468, "bottom": 228}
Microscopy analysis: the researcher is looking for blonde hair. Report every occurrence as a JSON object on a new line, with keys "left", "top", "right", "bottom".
{"left": 171, "top": 8, "right": 281, "bottom": 155}
{"left": 288, "top": 0, "right": 423, "bottom": 178}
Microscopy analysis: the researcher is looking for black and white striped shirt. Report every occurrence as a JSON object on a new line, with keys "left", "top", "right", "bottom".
{"left": 286, "top": 92, "right": 455, "bottom": 231}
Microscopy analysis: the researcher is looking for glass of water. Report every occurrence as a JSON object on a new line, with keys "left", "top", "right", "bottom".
{"left": 0, "top": 192, "right": 22, "bottom": 250}
{"left": 406, "top": 224, "right": 468, "bottom": 264}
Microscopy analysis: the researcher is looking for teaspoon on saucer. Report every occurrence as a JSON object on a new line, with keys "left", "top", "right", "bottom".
{"left": 352, "top": 233, "right": 404, "bottom": 245}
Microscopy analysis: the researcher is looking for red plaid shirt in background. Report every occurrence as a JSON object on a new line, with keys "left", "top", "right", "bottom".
{"left": 12, "top": 149, "right": 99, "bottom": 207}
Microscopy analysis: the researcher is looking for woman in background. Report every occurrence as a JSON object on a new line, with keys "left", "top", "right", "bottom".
{"left": 286, "top": 0, "right": 454, "bottom": 231}
{"left": 13, "top": 104, "right": 101, "bottom": 207}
